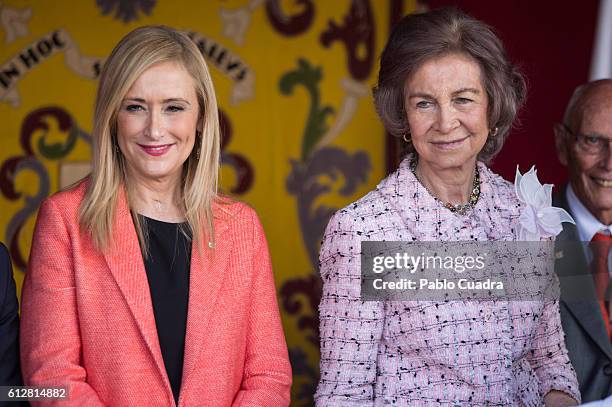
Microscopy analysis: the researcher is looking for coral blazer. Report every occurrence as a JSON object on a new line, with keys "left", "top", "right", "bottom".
{"left": 20, "top": 180, "right": 292, "bottom": 406}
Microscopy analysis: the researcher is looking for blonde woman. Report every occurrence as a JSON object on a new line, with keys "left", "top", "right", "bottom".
{"left": 20, "top": 26, "right": 291, "bottom": 406}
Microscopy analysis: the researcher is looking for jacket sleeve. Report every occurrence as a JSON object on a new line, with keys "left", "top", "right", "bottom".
{"left": 527, "top": 297, "right": 581, "bottom": 404}
{"left": 0, "top": 242, "right": 22, "bottom": 387}
{"left": 524, "top": 237, "right": 580, "bottom": 404}
{"left": 20, "top": 198, "right": 104, "bottom": 406}
{"left": 314, "top": 209, "right": 384, "bottom": 406}
{"left": 232, "top": 208, "right": 292, "bottom": 406}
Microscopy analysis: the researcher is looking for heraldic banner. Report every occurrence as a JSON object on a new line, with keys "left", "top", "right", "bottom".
{"left": 0, "top": 1, "right": 417, "bottom": 404}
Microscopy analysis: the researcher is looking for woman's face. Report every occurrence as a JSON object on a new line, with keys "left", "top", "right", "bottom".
{"left": 404, "top": 53, "right": 489, "bottom": 171}
{"left": 116, "top": 61, "right": 201, "bottom": 184}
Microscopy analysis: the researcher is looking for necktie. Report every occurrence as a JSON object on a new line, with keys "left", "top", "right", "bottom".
{"left": 589, "top": 231, "right": 612, "bottom": 339}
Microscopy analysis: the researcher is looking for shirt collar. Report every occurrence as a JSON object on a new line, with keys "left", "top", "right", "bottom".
{"left": 566, "top": 183, "right": 612, "bottom": 240}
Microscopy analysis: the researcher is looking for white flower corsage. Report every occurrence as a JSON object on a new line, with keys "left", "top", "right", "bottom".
{"left": 515, "top": 166, "right": 575, "bottom": 241}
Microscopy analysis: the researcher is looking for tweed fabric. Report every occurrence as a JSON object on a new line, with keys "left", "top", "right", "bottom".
{"left": 20, "top": 179, "right": 292, "bottom": 406}
{"left": 314, "top": 156, "right": 580, "bottom": 406}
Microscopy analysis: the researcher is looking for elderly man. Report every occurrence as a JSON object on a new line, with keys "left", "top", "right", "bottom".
{"left": 554, "top": 79, "right": 612, "bottom": 402}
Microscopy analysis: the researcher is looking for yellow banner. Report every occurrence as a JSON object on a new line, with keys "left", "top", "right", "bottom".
{"left": 0, "top": 0, "right": 415, "bottom": 403}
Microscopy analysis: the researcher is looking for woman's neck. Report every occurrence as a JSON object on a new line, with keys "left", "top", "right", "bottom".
{"left": 415, "top": 158, "right": 477, "bottom": 205}
{"left": 127, "top": 171, "right": 185, "bottom": 222}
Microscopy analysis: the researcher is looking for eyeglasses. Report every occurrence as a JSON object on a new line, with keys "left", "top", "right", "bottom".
{"left": 562, "top": 124, "right": 612, "bottom": 155}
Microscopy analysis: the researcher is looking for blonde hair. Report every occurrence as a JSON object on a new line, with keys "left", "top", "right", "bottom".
{"left": 79, "top": 25, "right": 220, "bottom": 255}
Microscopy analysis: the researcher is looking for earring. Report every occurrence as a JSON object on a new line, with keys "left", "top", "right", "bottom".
{"left": 490, "top": 127, "right": 499, "bottom": 137}
{"left": 403, "top": 130, "right": 411, "bottom": 144}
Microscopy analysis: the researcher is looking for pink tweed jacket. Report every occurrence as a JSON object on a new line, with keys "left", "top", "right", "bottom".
{"left": 20, "top": 180, "right": 292, "bottom": 406}
{"left": 315, "top": 157, "right": 580, "bottom": 406}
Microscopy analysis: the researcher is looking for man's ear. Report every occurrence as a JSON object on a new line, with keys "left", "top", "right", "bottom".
{"left": 553, "top": 123, "right": 569, "bottom": 167}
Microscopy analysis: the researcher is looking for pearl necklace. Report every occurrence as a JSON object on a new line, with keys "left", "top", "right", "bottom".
{"left": 409, "top": 157, "right": 481, "bottom": 216}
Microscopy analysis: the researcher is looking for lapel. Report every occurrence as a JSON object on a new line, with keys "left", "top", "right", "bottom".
{"left": 102, "top": 187, "right": 169, "bottom": 385}
{"left": 103, "top": 189, "right": 237, "bottom": 398}
{"left": 553, "top": 186, "right": 612, "bottom": 360}
{"left": 180, "top": 199, "right": 235, "bottom": 391}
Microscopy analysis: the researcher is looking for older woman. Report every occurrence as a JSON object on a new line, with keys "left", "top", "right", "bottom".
{"left": 20, "top": 26, "right": 291, "bottom": 406}
{"left": 315, "top": 8, "right": 579, "bottom": 407}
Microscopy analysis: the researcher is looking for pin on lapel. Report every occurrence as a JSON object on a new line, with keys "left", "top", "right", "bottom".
{"left": 555, "top": 250, "right": 564, "bottom": 260}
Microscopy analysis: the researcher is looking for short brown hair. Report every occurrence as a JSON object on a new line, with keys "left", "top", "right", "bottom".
{"left": 373, "top": 7, "right": 526, "bottom": 163}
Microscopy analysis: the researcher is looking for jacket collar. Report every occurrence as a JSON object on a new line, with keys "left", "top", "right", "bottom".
{"left": 554, "top": 185, "right": 612, "bottom": 360}
{"left": 103, "top": 187, "right": 237, "bottom": 397}
{"left": 375, "top": 155, "right": 518, "bottom": 241}
{"left": 181, "top": 197, "right": 237, "bottom": 392}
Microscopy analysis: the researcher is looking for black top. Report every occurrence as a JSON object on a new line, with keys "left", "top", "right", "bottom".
{"left": 139, "top": 216, "right": 192, "bottom": 406}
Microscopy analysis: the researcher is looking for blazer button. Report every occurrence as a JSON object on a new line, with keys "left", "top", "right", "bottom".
{"left": 603, "top": 364, "right": 612, "bottom": 376}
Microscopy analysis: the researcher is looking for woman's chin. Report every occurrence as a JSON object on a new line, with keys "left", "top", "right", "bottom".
{"left": 419, "top": 151, "right": 476, "bottom": 170}
{"left": 130, "top": 166, "right": 181, "bottom": 182}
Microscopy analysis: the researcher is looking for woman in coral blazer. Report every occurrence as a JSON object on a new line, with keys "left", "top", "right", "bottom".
{"left": 20, "top": 26, "right": 291, "bottom": 406}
